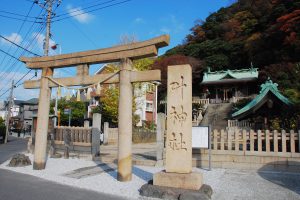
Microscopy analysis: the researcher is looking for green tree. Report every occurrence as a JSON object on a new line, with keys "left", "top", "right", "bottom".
{"left": 50, "top": 98, "right": 86, "bottom": 126}
{"left": 99, "top": 58, "right": 154, "bottom": 126}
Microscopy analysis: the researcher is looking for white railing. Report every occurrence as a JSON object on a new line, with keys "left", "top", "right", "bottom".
{"left": 211, "top": 129, "right": 300, "bottom": 153}
{"left": 228, "top": 119, "right": 253, "bottom": 129}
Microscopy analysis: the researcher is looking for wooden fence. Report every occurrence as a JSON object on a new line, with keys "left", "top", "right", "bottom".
{"left": 211, "top": 129, "right": 300, "bottom": 153}
{"left": 53, "top": 126, "right": 92, "bottom": 147}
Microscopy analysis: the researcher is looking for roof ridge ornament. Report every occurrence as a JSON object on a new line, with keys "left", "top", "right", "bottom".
{"left": 260, "top": 77, "right": 278, "bottom": 93}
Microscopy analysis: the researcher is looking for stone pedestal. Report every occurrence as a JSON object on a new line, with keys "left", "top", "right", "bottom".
{"left": 154, "top": 171, "right": 202, "bottom": 190}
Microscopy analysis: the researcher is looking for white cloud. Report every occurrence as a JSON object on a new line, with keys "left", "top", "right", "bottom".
{"left": 159, "top": 14, "right": 184, "bottom": 34}
{"left": 133, "top": 17, "right": 145, "bottom": 24}
{"left": 160, "top": 27, "right": 171, "bottom": 34}
{"left": 1, "top": 33, "right": 22, "bottom": 45}
{"left": 67, "top": 5, "right": 93, "bottom": 23}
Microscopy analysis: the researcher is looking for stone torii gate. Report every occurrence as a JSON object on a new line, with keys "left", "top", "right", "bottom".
{"left": 20, "top": 35, "right": 169, "bottom": 182}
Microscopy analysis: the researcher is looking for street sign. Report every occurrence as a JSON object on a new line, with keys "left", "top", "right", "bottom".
{"left": 64, "top": 109, "right": 70, "bottom": 114}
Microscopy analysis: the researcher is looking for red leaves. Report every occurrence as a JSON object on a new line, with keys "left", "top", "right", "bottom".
{"left": 277, "top": 10, "right": 300, "bottom": 32}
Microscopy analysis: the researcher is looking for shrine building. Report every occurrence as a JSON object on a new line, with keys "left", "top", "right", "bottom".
{"left": 200, "top": 67, "right": 259, "bottom": 104}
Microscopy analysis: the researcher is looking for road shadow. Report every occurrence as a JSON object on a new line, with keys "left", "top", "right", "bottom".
{"left": 133, "top": 152, "right": 156, "bottom": 161}
{"left": 132, "top": 166, "right": 153, "bottom": 182}
{"left": 257, "top": 161, "right": 300, "bottom": 194}
{"left": 95, "top": 163, "right": 153, "bottom": 182}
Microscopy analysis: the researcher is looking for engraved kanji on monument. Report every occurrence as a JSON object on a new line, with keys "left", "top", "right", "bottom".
{"left": 166, "top": 65, "right": 192, "bottom": 173}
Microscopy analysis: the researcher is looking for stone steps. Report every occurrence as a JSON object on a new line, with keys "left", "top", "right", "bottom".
{"left": 200, "top": 103, "right": 232, "bottom": 130}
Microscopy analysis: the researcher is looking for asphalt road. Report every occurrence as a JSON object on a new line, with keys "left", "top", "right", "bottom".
{"left": 0, "top": 136, "right": 28, "bottom": 164}
{"left": 0, "top": 136, "right": 127, "bottom": 200}
{"left": 0, "top": 169, "right": 127, "bottom": 200}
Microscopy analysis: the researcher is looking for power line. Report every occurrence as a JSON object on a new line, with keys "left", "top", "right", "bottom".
{"left": 0, "top": 2, "right": 37, "bottom": 71}
{"left": 54, "top": 0, "right": 118, "bottom": 18}
{"left": 14, "top": 69, "right": 32, "bottom": 85}
{"left": 0, "top": 69, "right": 36, "bottom": 99}
{"left": 70, "top": 20, "right": 97, "bottom": 47}
{"left": 0, "top": 0, "right": 61, "bottom": 93}
{"left": 0, "top": 14, "right": 42, "bottom": 23}
{"left": 52, "top": 0, "right": 132, "bottom": 22}
{"left": 0, "top": 24, "right": 46, "bottom": 92}
{"left": 0, "top": 2, "right": 43, "bottom": 91}
{"left": 0, "top": 10, "right": 43, "bottom": 19}
{"left": 0, "top": 35, "right": 41, "bottom": 56}
{"left": 0, "top": 1, "right": 46, "bottom": 77}
{"left": 0, "top": 1, "right": 53, "bottom": 98}
{"left": 0, "top": 21, "right": 46, "bottom": 91}
{"left": 0, "top": 49, "right": 21, "bottom": 62}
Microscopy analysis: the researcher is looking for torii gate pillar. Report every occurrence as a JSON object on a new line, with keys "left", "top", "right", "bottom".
{"left": 33, "top": 68, "right": 53, "bottom": 169}
{"left": 117, "top": 58, "right": 133, "bottom": 181}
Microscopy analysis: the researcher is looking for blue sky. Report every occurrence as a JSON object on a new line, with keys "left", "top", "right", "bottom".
{"left": 0, "top": 0, "right": 233, "bottom": 100}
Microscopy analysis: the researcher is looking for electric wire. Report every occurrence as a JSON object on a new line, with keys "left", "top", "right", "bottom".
{"left": 52, "top": 0, "right": 131, "bottom": 22}
{"left": 54, "top": 0, "right": 118, "bottom": 18}
{"left": 0, "top": 14, "right": 42, "bottom": 23}
{"left": 0, "top": 10, "right": 43, "bottom": 19}
{"left": 0, "top": 0, "right": 62, "bottom": 98}
{"left": 0, "top": 49, "right": 21, "bottom": 62}
{"left": 0, "top": 6, "right": 46, "bottom": 93}
{"left": 0, "top": 35, "right": 40, "bottom": 56}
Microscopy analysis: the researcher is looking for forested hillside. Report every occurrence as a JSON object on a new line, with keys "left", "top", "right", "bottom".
{"left": 153, "top": 0, "right": 300, "bottom": 102}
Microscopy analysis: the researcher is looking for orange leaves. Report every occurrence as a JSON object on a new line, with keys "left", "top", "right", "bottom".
{"left": 275, "top": 10, "right": 300, "bottom": 44}
{"left": 277, "top": 10, "right": 300, "bottom": 32}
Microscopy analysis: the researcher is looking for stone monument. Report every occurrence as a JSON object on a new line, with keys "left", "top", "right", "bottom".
{"left": 153, "top": 64, "right": 202, "bottom": 190}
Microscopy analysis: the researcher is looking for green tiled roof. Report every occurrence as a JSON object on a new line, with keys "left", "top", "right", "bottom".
{"left": 202, "top": 67, "right": 258, "bottom": 83}
{"left": 232, "top": 79, "right": 292, "bottom": 119}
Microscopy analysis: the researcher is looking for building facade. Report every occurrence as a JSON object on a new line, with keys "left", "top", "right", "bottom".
{"left": 90, "top": 64, "right": 158, "bottom": 126}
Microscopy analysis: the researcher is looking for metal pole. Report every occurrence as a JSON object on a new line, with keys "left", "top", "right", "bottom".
{"left": 4, "top": 80, "right": 14, "bottom": 143}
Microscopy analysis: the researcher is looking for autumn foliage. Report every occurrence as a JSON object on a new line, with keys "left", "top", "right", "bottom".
{"left": 156, "top": 0, "right": 300, "bottom": 102}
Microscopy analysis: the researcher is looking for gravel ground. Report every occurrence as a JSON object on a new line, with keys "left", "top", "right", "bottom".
{"left": 1, "top": 154, "right": 299, "bottom": 200}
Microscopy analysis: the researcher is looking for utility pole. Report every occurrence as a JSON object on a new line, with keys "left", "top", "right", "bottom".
{"left": 44, "top": 0, "right": 52, "bottom": 56}
{"left": 5, "top": 80, "right": 14, "bottom": 143}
